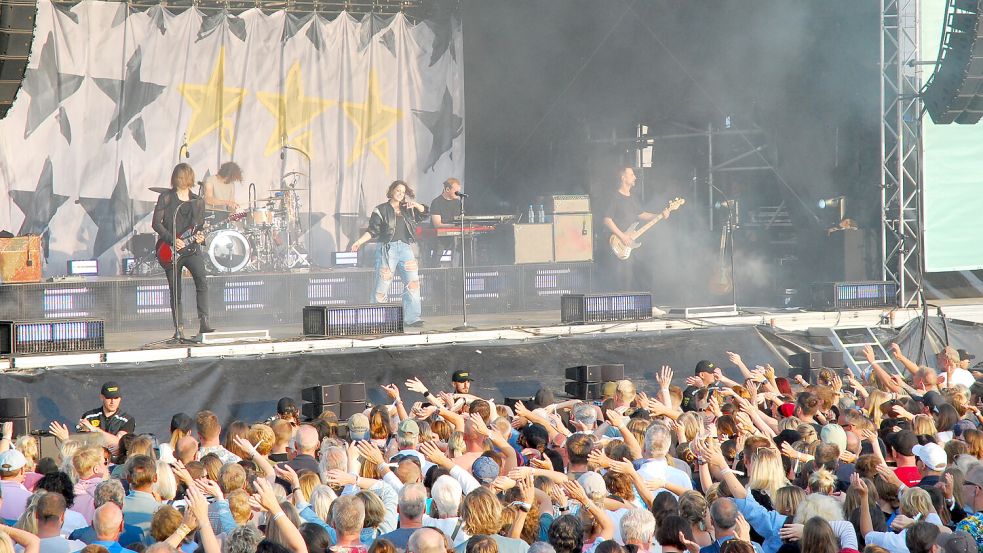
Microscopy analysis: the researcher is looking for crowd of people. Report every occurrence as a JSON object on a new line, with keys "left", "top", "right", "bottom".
{"left": 1, "top": 344, "right": 982, "bottom": 553}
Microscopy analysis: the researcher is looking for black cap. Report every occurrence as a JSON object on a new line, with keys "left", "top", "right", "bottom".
{"left": 100, "top": 381, "right": 121, "bottom": 399}
{"left": 170, "top": 413, "right": 193, "bottom": 433}
{"left": 958, "top": 348, "right": 976, "bottom": 361}
{"left": 680, "top": 385, "right": 702, "bottom": 412}
{"left": 774, "top": 429, "right": 803, "bottom": 448}
{"left": 888, "top": 429, "right": 918, "bottom": 457}
{"left": 452, "top": 370, "right": 474, "bottom": 383}
{"left": 919, "top": 391, "right": 946, "bottom": 413}
{"left": 695, "top": 360, "right": 716, "bottom": 375}
{"left": 277, "top": 397, "right": 298, "bottom": 415}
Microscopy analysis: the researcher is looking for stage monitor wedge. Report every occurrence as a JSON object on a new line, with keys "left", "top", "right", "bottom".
{"left": 0, "top": 0, "right": 36, "bottom": 119}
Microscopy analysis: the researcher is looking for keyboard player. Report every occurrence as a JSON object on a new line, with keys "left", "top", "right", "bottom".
{"left": 425, "top": 178, "right": 463, "bottom": 267}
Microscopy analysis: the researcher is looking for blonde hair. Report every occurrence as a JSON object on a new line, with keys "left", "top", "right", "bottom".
{"left": 912, "top": 414, "right": 938, "bottom": 437}
{"left": 0, "top": 531, "right": 15, "bottom": 553}
{"left": 73, "top": 446, "right": 105, "bottom": 478}
{"left": 461, "top": 487, "right": 504, "bottom": 535}
{"left": 900, "top": 487, "right": 934, "bottom": 518}
{"left": 796, "top": 424, "right": 817, "bottom": 444}
{"left": 678, "top": 490, "right": 708, "bottom": 529}
{"left": 154, "top": 461, "right": 177, "bottom": 501}
{"left": 447, "top": 431, "right": 466, "bottom": 458}
{"left": 792, "top": 493, "right": 843, "bottom": 523}
{"left": 747, "top": 448, "right": 789, "bottom": 500}
{"left": 228, "top": 489, "right": 252, "bottom": 524}
{"left": 676, "top": 412, "right": 701, "bottom": 442}
{"left": 773, "top": 486, "right": 805, "bottom": 517}
{"left": 247, "top": 424, "right": 275, "bottom": 456}
{"left": 866, "top": 390, "right": 891, "bottom": 423}
{"left": 778, "top": 417, "right": 802, "bottom": 432}
{"left": 298, "top": 472, "right": 320, "bottom": 502}
{"left": 14, "top": 436, "right": 37, "bottom": 470}
{"left": 808, "top": 469, "right": 837, "bottom": 495}
{"left": 943, "top": 386, "right": 970, "bottom": 416}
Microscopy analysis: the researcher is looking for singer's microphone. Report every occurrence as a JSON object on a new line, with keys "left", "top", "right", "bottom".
{"left": 182, "top": 133, "right": 190, "bottom": 158}
{"left": 455, "top": 191, "right": 469, "bottom": 198}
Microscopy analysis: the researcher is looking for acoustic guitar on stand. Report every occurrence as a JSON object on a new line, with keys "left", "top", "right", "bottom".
{"left": 609, "top": 197, "right": 686, "bottom": 260}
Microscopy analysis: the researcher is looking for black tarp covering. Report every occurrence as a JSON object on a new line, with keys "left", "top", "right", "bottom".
{"left": 5, "top": 318, "right": 982, "bottom": 439}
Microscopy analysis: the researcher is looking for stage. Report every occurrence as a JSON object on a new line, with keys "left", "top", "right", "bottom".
{"left": 4, "top": 266, "right": 983, "bottom": 439}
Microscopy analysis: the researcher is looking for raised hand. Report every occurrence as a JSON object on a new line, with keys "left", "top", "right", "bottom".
{"left": 608, "top": 457, "right": 638, "bottom": 477}
{"left": 778, "top": 523, "right": 803, "bottom": 542}
{"left": 251, "top": 477, "right": 281, "bottom": 513}
{"left": 889, "top": 342, "right": 903, "bottom": 359}
{"left": 491, "top": 476, "right": 517, "bottom": 492}
{"left": 404, "top": 377, "right": 428, "bottom": 395}
{"left": 518, "top": 475, "right": 536, "bottom": 503}
{"left": 678, "top": 532, "right": 702, "bottom": 553}
{"left": 685, "top": 376, "right": 704, "bottom": 387}
{"left": 726, "top": 351, "right": 742, "bottom": 366}
{"left": 468, "top": 413, "right": 490, "bottom": 436}
{"left": 194, "top": 478, "right": 224, "bottom": 500}
{"left": 48, "top": 421, "right": 70, "bottom": 442}
{"left": 232, "top": 436, "right": 260, "bottom": 459}
{"left": 937, "top": 473, "right": 955, "bottom": 500}
{"left": 185, "top": 485, "right": 211, "bottom": 525}
{"left": 273, "top": 463, "right": 301, "bottom": 490}
{"left": 587, "top": 448, "right": 612, "bottom": 469}
{"left": 529, "top": 457, "right": 554, "bottom": 471}
{"left": 851, "top": 472, "right": 869, "bottom": 497}
{"left": 606, "top": 409, "right": 628, "bottom": 429}
{"left": 355, "top": 441, "right": 386, "bottom": 467}
{"left": 562, "top": 480, "right": 590, "bottom": 505}
{"left": 382, "top": 384, "right": 401, "bottom": 402}
{"left": 324, "top": 469, "right": 357, "bottom": 487}
{"left": 170, "top": 461, "right": 193, "bottom": 485}
{"left": 712, "top": 368, "right": 724, "bottom": 382}
{"left": 735, "top": 514, "right": 751, "bottom": 542}
{"left": 419, "top": 440, "right": 452, "bottom": 468}
{"left": 657, "top": 365, "right": 674, "bottom": 389}
{"left": 862, "top": 345, "right": 876, "bottom": 363}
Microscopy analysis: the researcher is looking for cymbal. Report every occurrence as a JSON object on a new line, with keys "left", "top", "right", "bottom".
{"left": 149, "top": 187, "right": 170, "bottom": 194}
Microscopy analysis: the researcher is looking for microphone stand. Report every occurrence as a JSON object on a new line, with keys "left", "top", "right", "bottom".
{"left": 169, "top": 198, "right": 193, "bottom": 344}
{"left": 452, "top": 194, "right": 475, "bottom": 331}
{"left": 281, "top": 145, "right": 314, "bottom": 267}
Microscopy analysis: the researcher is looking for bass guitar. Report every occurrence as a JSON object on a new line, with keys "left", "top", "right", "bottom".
{"left": 155, "top": 225, "right": 203, "bottom": 265}
{"left": 609, "top": 197, "right": 686, "bottom": 260}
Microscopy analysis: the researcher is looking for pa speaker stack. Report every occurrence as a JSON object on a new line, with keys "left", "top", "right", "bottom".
{"left": 924, "top": 0, "right": 983, "bottom": 124}
{"left": 563, "top": 364, "right": 624, "bottom": 400}
{"left": 0, "top": 0, "right": 36, "bottom": 119}
{"left": 787, "top": 351, "right": 845, "bottom": 383}
{"left": 0, "top": 397, "right": 29, "bottom": 436}
{"left": 301, "top": 383, "right": 366, "bottom": 420}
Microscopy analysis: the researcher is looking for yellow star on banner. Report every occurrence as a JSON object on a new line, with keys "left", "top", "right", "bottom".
{"left": 342, "top": 71, "right": 404, "bottom": 174}
{"left": 178, "top": 48, "right": 246, "bottom": 155}
{"left": 256, "top": 63, "right": 335, "bottom": 157}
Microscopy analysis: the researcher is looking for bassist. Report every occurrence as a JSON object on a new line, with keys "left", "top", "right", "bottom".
{"left": 601, "top": 166, "right": 672, "bottom": 292}
{"left": 152, "top": 163, "right": 213, "bottom": 338}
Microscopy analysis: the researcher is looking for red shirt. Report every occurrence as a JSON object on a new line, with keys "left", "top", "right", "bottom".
{"left": 895, "top": 465, "right": 922, "bottom": 487}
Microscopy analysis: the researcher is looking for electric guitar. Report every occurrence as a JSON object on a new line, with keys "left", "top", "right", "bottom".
{"left": 155, "top": 225, "right": 203, "bottom": 265}
{"left": 609, "top": 197, "right": 686, "bottom": 260}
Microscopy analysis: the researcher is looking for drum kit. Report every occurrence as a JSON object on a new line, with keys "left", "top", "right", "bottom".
{"left": 129, "top": 184, "right": 309, "bottom": 276}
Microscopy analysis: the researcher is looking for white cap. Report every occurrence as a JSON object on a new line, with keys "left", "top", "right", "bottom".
{"left": 912, "top": 443, "right": 947, "bottom": 472}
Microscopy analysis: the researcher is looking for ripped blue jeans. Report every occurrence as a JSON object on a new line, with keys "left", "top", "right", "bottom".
{"left": 373, "top": 240, "right": 421, "bottom": 323}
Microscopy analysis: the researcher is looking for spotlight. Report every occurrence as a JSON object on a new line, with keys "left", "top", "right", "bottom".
{"left": 817, "top": 196, "right": 844, "bottom": 210}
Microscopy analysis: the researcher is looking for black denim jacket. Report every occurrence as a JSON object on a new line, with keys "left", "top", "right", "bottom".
{"left": 367, "top": 201, "right": 429, "bottom": 244}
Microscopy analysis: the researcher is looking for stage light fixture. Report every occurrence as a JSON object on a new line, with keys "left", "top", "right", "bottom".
{"left": 67, "top": 259, "right": 98, "bottom": 276}
{"left": 809, "top": 281, "right": 898, "bottom": 310}
{"left": 0, "top": 319, "right": 105, "bottom": 355}
{"left": 817, "top": 196, "right": 844, "bottom": 209}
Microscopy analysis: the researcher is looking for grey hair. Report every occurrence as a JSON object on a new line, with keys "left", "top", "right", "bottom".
{"left": 319, "top": 445, "right": 348, "bottom": 479}
{"left": 94, "top": 479, "right": 126, "bottom": 508}
{"left": 310, "top": 485, "right": 337, "bottom": 523}
{"left": 222, "top": 524, "right": 263, "bottom": 553}
{"left": 643, "top": 422, "right": 671, "bottom": 457}
{"left": 572, "top": 404, "right": 597, "bottom": 428}
{"left": 399, "top": 483, "right": 427, "bottom": 520}
{"left": 431, "top": 475, "right": 463, "bottom": 517}
{"left": 529, "top": 543, "right": 557, "bottom": 553}
{"left": 793, "top": 493, "right": 844, "bottom": 523}
{"left": 620, "top": 508, "right": 655, "bottom": 544}
{"left": 153, "top": 461, "right": 177, "bottom": 501}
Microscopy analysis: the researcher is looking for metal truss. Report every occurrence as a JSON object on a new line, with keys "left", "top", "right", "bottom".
{"left": 880, "top": 0, "right": 923, "bottom": 308}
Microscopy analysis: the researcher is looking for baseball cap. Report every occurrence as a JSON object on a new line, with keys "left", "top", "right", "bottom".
{"left": 100, "top": 381, "right": 121, "bottom": 399}
{"left": 919, "top": 391, "right": 946, "bottom": 413}
{"left": 820, "top": 424, "right": 847, "bottom": 452}
{"left": 680, "top": 386, "right": 701, "bottom": 412}
{"left": 912, "top": 443, "right": 947, "bottom": 472}
{"left": 937, "top": 531, "right": 976, "bottom": 553}
{"left": 958, "top": 349, "right": 976, "bottom": 362}
{"left": 277, "top": 397, "right": 298, "bottom": 415}
{"left": 0, "top": 449, "right": 26, "bottom": 472}
{"left": 471, "top": 456, "right": 499, "bottom": 484}
{"left": 452, "top": 370, "right": 474, "bottom": 383}
{"left": 600, "top": 381, "right": 618, "bottom": 398}
{"left": 398, "top": 419, "right": 420, "bottom": 437}
{"left": 778, "top": 403, "right": 796, "bottom": 418}
{"left": 695, "top": 360, "right": 716, "bottom": 375}
{"left": 170, "top": 413, "right": 193, "bottom": 433}
{"left": 347, "top": 413, "right": 370, "bottom": 441}
{"left": 953, "top": 418, "right": 977, "bottom": 438}
{"left": 774, "top": 429, "right": 802, "bottom": 449}
{"left": 577, "top": 471, "right": 608, "bottom": 500}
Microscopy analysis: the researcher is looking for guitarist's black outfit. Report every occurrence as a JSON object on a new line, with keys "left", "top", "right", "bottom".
{"left": 152, "top": 190, "right": 212, "bottom": 336}
{"left": 603, "top": 191, "right": 645, "bottom": 292}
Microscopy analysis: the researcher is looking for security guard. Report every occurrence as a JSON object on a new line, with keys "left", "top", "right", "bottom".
{"left": 79, "top": 381, "right": 135, "bottom": 448}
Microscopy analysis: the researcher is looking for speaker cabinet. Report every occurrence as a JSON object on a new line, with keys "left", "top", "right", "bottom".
{"left": 302, "top": 385, "right": 340, "bottom": 405}
{"left": 553, "top": 214, "right": 593, "bottom": 262}
{"left": 339, "top": 383, "right": 366, "bottom": 403}
{"left": 0, "top": 398, "right": 29, "bottom": 418}
{"left": 339, "top": 402, "right": 366, "bottom": 419}
{"left": 564, "top": 381, "right": 601, "bottom": 401}
{"left": 565, "top": 365, "right": 600, "bottom": 383}
{"left": 302, "top": 402, "right": 339, "bottom": 420}
{"left": 0, "top": 235, "right": 42, "bottom": 283}
{"left": 514, "top": 224, "right": 554, "bottom": 264}
{"left": 788, "top": 352, "right": 823, "bottom": 369}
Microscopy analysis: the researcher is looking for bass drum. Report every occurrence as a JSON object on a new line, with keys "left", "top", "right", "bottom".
{"left": 205, "top": 229, "right": 251, "bottom": 273}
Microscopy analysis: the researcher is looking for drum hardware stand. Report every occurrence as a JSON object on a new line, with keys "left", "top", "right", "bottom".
{"left": 281, "top": 144, "right": 314, "bottom": 267}
{"left": 452, "top": 192, "right": 475, "bottom": 331}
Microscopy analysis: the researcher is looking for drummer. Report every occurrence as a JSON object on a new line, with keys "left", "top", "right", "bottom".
{"left": 203, "top": 162, "right": 243, "bottom": 213}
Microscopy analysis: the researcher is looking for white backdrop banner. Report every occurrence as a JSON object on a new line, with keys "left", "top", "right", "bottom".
{"left": 0, "top": 0, "right": 464, "bottom": 274}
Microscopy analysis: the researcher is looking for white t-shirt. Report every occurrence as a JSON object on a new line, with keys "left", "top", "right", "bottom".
{"left": 945, "top": 368, "right": 975, "bottom": 389}
{"left": 637, "top": 458, "right": 694, "bottom": 497}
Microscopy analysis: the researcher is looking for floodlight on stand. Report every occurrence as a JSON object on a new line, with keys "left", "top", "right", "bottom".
{"left": 817, "top": 196, "right": 846, "bottom": 220}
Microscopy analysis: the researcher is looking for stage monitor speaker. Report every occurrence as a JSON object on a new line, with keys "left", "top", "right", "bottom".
{"left": 788, "top": 352, "right": 823, "bottom": 369}
{"left": 565, "top": 365, "right": 600, "bottom": 383}
{"left": 600, "top": 364, "right": 624, "bottom": 381}
{"left": 822, "top": 351, "right": 845, "bottom": 368}
{"left": 0, "top": 235, "right": 42, "bottom": 283}
{"left": 0, "top": 398, "right": 28, "bottom": 418}
{"left": 0, "top": 1, "right": 36, "bottom": 119}
{"left": 513, "top": 224, "right": 554, "bottom": 264}
{"left": 924, "top": 2, "right": 983, "bottom": 123}
{"left": 0, "top": 417, "right": 28, "bottom": 437}
{"left": 339, "top": 383, "right": 366, "bottom": 402}
{"left": 564, "top": 381, "right": 601, "bottom": 401}
{"left": 301, "top": 385, "right": 340, "bottom": 405}
{"left": 301, "top": 402, "right": 339, "bottom": 420}
{"left": 553, "top": 214, "right": 593, "bottom": 262}
{"left": 338, "top": 402, "right": 366, "bottom": 419}
{"left": 37, "top": 432, "right": 105, "bottom": 462}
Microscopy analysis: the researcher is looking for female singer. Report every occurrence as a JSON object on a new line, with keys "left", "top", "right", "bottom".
{"left": 350, "top": 180, "right": 428, "bottom": 327}
{"left": 152, "top": 163, "right": 213, "bottom": 339}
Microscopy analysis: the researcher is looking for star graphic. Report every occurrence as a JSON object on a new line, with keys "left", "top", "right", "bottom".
{"left": 9, "top": 158, "right": 69, "bottom": 236}
{"left": 78, "top": 165, "right": 156, "bottom": 258}
{"left": 413, "top": 88, "right": 462, "bottom": 172}
{"left": 21, "top": 33, "right": 84, "bottom": 139}
{"left": 255, "top": 63, "right": 335, "bottom": 157}
{"left": 178, "top": 48, "right": 247, "bottom": 155}
{"left": 427, "top": 15, "right": 457, "bottom": 66}
{"left": 342, "top": 72, "right": 404, "bottom": 173}
{"left": 94, "top": 46, "right": 166, "bottom": 143}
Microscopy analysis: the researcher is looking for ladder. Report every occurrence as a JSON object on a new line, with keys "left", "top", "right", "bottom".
{"left": 808, "top": 326, "right": 901, "bottom": 379}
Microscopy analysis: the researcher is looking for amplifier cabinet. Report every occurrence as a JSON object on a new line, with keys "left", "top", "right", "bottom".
{"left": 0, "top": 235, "right": 42, "bottom": 283}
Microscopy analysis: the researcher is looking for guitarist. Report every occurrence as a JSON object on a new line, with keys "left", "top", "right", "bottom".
{"left": 151, "top": 163, "right": 214, "bottom": 338}
{"left": 601, "top": 166, "right": 671, "bottom": 292}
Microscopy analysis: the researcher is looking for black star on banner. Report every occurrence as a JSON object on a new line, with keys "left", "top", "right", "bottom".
{"left": 281, "top": 13, "right": 312, "bottom": 45}
{"left": 358, "top": 15, "right": 396, "bottom": 57}
{"left": 146, "top": 5, "right": 168, "bottom": 35}
{"left": 413, "top": 88, "right": 462, "bottom": 173}
{"left": 110, "top": 3, "right": 130, "bottom": 28}
{"left": 426, "top": 16, "right": 456, "bottom": 66}
{"left": 9, "top": 158, "right": 69, "bottom": 236}
{"left": 78, "top": 165, "right": 156, "bottom": 258}
{"left": 93, "top": 47, "right": 165, "bottom": 145}
{"left": 52, "top": 2, "right": 79, "bottom": 25}
{"left": 305, "top": 15, "right": 326, "bottom": 51}
{"left": 196, "top": 10, "right": 247, "bottom": 43}
{"left": 21, "top": 33, "right": 84, "bottom": 140}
